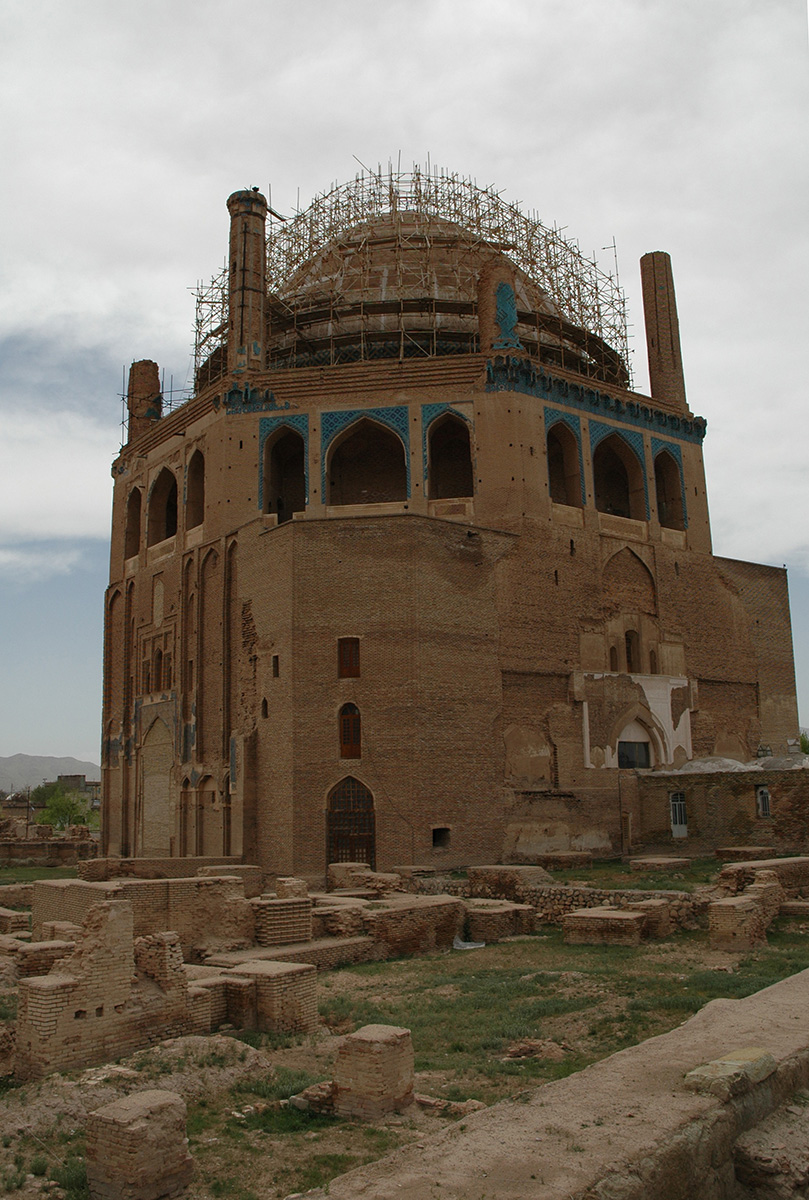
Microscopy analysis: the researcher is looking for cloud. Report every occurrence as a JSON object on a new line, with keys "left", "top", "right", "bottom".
{"left": 0, "top": 543, "right": 85, "bottom": 585}
{"left": 0, "top": 409, "right": 113, "bottom": 541}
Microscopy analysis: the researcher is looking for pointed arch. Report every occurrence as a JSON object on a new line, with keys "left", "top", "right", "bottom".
{"left": 654, "top": 449, "right": 685, "bottom": 531}
{"left": 124, "top": 488, "right": 142, "bottom": 558}
{"left": 328, "top": 418, "right": 407, "bottom": 505}
{"left": 263, "top": 426, "right": 306, "bottom": 522}
{"left": 546, "top": 421, "right": 583, "bottom": 507}
{"left": 186, "top": 450, "right": 205, "bottom": 529}
{"left": 593, "top": 434, "right": 645, "bottom": 520}
{"left": 607, "top": 703, "right": 668, "bottom": 770}
{"left": 147, "top": 468, "right": 178, "bottom": 546}
{"left": 602, "top": 548, "right": 657, "bottom": 616}
{"left": 327, "top": 776, "right": 375, "bottom": 869}
{"left": 427, "top": 413, "right": 473, "bottom": 500}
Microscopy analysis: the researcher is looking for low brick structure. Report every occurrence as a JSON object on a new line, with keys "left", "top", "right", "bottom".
{"left": 624, "top": 897, "right": 672, "bottom": 938}
{"left": 464, "top": 899, "right": 535, "bottom": 943}
{"left": 275, "top": 876, "right": 309, "bottom": 898}
{"left": 15, "top": 901, "right": 191, "bottom": 1080}
{"left": 629, "top": 857, "right": 689, "bottom": 872}
{"left": 0, "top": 907, "right": 28, "bottom": 934}
{"left": 78, "top": 856, "right": 242, "bottom": 882}
{"left": 716, "top": 846, "right": 775, "bottom": 861}
{"left": 360, "top": 894, "right": 464, "bottom": 956}
{"left": 0, "top": 883, "right": 33, "bottom": 909}
{"left": 466, "top": 865, "right": 554, "bottom": 901}
{"left": 224, "top": 960, "right": 317, "bottom": 1033}
{"left": 86, "top": 1089, "right": 193, "bottom": 1199}
{"left": 562, "top": 908, "right": 647, "bottom": 946}
{"left": 709, "top": 867, "right": 786, "bottom": 951}
{"left": 196, "top": 864, "right": 263, "bottom": 897}
{"left": 33, "top": 876, "right": 254, "bottom": 959}
{"left": 718, "top": 856, "right": 809, "bottom": 897}
{"left": 334, "top": 1024, "right": 415, "bottom": 1119}
{"left": 251, "top": 896, "right": 312, "bottom": 945}
{"left": 708, "top": 897, "right": 767, "bottom": 951}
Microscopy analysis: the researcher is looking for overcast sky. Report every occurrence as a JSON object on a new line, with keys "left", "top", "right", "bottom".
{"left": 0, "top": 0, "right": 807, "bottom": 764}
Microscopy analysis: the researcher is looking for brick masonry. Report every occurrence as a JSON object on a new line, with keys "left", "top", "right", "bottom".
{"left": 86, "top": 1088, "right": 193, "bottom": 1200}
{"left": 99, "top": 179, "right": 801, "bottom": 879}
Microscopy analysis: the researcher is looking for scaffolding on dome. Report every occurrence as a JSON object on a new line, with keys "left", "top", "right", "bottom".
{"left": 194, "top": 164, "right": 632, "bottom": 387}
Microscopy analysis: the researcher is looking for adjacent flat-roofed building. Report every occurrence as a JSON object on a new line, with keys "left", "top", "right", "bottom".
{"left": 101, "top": 168, "right": 800, "bottom": 876}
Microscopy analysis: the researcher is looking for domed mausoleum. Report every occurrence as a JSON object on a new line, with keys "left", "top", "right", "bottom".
{"left": 102, "top": 168, "right": 801, "bottom": 876}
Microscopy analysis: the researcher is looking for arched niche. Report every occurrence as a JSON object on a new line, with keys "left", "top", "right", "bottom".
{"left": 328, "top": 419, "right": 406, "bottom": 505}
{"left": 602, "top": 548, "right": 657, "bottom": 617}
{"left": 263, "top": 428, "right": 306, "bottom": 523}
{"left": 327, "top": 776, "right": 375, "bottom": 869}
{"left": 124, "top": 488, "right": 142, "bottom": 558}
{"left": 147, "top": 468, "right": 178, "bottom": 546}
{"left": 139, "top": 717, "right": 173, "bottom": 855}
{"left": 654, "top": 450, "right": 685, "bottom": 531}
{"left": 186, "top": 450, "right": 205, "bottom": 529}
{"left": 593, "top": 434, "right": 645, "bottom": 520}
{"left": 546, "top": 422, "right": 582, "bottom": 507}
{"left": 428, "top": 414, "right": 473, "bottom": 500}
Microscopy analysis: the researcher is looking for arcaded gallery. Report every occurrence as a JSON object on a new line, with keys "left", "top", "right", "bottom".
{"left": 102, "top": 167, "right": 802, "bottom": 878}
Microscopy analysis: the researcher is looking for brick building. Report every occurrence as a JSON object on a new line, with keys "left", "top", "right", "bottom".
{"left": 101, "top": 168, "right": 801, "bottom": 877}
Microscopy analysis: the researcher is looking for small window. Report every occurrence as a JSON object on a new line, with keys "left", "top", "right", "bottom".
{"left": 649, "top": 649, "right": 658, "bottom": 675}
{"left": 618, "top": 741, "right": 650, "bottom": 769}
{"left": 609, "top": 645, "right": 619, "bottom": 672}
{"left": 338, "top": 637, "right": 360, "bottom": 678}
{"left": 153, "top": 648, "right": 163, "bottom": 692}
{"left": 272, "top": 654, "right": 280, "bottom": 678}
{"left": 756, "top": 786, "right": 771, "bottom": 818}
{"left": 261, "top": 698, "right": 268, "bottom": 719}
{"left": 339, "top": 703, "right": 361, "bottom": 758}
{"left": 432, "top": 827, "right": 451, "bottom": 849}
{"left": 670, "top": 792, "right": 688, "bottom": 838}
{"left": 625, "top": 630, "right": 640, "bottom": 674}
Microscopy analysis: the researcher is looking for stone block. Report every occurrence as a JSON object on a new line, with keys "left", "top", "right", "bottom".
{"left": 684, "top": 1047, "right": 777, "bottom": 1100}
{"left": 86, "top": 1089, "right": 193, "bottom": 1199}
{"left": 562, "top": 908, "right": 646, "bottom": 946}
{"left": 334, "top": 1024, "right": 414, "bottom": 1120}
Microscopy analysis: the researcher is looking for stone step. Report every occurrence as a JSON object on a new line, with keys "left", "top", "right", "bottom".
{"left": 204, "top": 934, "right": 378, "bottom": 971}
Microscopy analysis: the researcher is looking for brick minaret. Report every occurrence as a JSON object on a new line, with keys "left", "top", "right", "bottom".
{"left": 227, "top": 188, "right": 268, "bottom": 375}
{"left": 640, "top": 251, "right": 687, "bottom": 411}
{"left": 126, "top": 359, "right": 162, "bottom": 443}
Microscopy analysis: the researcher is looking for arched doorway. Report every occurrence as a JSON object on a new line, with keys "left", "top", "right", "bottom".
{"left": 428, "top": 415, "right": 473, "bottom": 499}
{"left": 328, "top": 419, "right": 406, "bottom": 505}
{"left": 327, "top": 776, "right": 375, "bottom": 869}
{"left": 263, "top": 429, "right": 306, "bottom": 523}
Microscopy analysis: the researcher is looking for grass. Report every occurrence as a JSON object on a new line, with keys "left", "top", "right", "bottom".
{"left": 0, "top": 865, "right": 78, "bottom": 885}
{"left": 549, "top": 856, "right": 720, "bottom": 892}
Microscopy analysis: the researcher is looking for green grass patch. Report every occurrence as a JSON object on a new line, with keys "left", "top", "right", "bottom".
{"left": 0, "top": 866, "right": 78, "bottom": 884}
{"left": 232, "top": 1065, "right": 325, "bottom": 1101}
{"left": 550, "top": 856, "right": 719, "bottom": 892}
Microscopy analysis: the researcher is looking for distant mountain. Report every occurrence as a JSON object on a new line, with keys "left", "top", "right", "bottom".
{"left": 0, "top": 754, "right": 101, "bottom": 793}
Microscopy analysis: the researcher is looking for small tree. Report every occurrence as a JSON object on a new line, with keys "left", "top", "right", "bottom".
{"left": 34, "top": 787, "right": 93, "bottom": 831}
{"left": 801, "top": 730, "right": 809, "bottom": 756}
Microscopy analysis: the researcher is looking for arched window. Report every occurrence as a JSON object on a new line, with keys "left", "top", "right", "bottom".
{"left": 124, "top": 488, "right": 142, "bottom": 558}
{"left": 153, "top": 648, "right": 163, "bottom": 692}
{"left": 649, "top": 649, "right": 658, "bottom": 675}
{"left": 263, "top": 429, "right": 306, "bottom": 523}
{"left": 654, "top": 450, "right": 685, "bottom": 531}
{"left": 147, "top": 468, "right": 178, "bottom": 546}
{"left": 609, "top": 645, "right": 619, "bottom": 672}
{"left": 328, "top": 419, "right": 406, "bottom": 506}
{"left": 186, "top": 450, "right": 205, "bottom": 529}
{"left": 339, "top": 703, "right": 361, "bottom": 758}
{"left": 327, "top": 776, "right": 375, "bottom": 868}
{"left": 593, "top": 435, "right": 645, "bottom": 521}
{"left": 546, "top": 423, "right": 582, "bottom": 507}
{"left": 617, "top": 719, "right": 653, "bottom": 769}
{"left": 428, "top": 415, "right": 473, "bottom": 499}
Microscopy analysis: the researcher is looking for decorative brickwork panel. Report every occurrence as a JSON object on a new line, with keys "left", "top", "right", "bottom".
{"left": 251, "top": 897, "right": 312, "bottom": 946}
